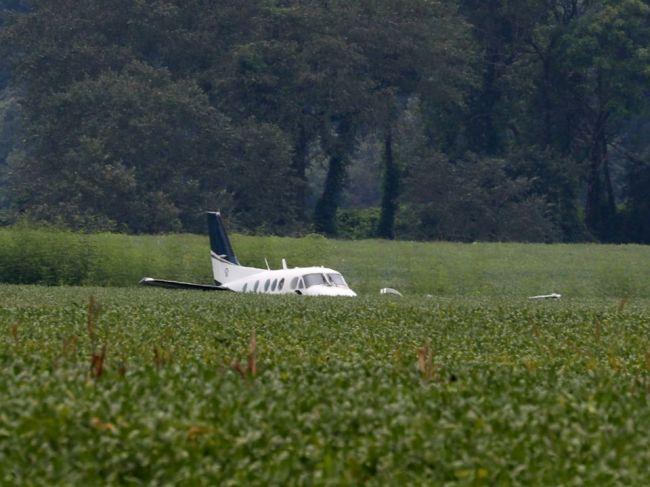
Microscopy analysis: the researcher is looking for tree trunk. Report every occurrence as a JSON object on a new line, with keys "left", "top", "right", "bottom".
{"left": 291, "top": 123, "right": 309, "bottom": 221}
{"left": 376, "top": 128, "right": 399, "bottom": 239}
{"left": 585, "top": 112, "right": 617, "bottom": 241}
{"left": 541, "top": 56, "right": 552, "bottom": 147}
{"left": 313, "top": 118, "right": 354, "bottom": 236}
{"left": 585, "top": 153, "right": 603, "bottom": 237}
{"left": 473, "top": 45, "right": 502, "bottom": 156}
{"left": 601, "top": 142, "right": 618, "bottom": 240}
{"left": 313, "top": 152, "right": 345, "bottom": 236}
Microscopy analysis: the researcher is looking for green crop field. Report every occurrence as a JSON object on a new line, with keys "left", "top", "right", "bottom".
{"left": 2, "top": 226, "right": 650, "bottom": 297}
{"left": 1, "top": 229, "right": 650, "bottom": 484}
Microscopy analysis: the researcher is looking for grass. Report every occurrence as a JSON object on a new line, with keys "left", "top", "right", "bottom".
{"left": 1, "top": 226, "right": 650, "bottom": 297}
{"left": 1, "top": 287, "right": 650, "bottom": 484}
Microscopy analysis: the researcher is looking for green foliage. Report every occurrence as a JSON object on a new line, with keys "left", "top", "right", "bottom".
{"left": 455, "top": 0, "right": 650, "bottom": 242}
{"left": 558, "top": 0, "right": 650, "bottom": 241}
{"left": 0, "top": 88, "right": 19, "bottom": 165}
{"left": 2, "top": 288, "right": 650, "bottom": 483}
{"left": 507, "top": 146, "right": 589, "bottom": 242}
{"left": 564, "top": 0, "right": 650, "bottom": 119}
{"left": 400, "top": 153, "right": 560, "bottom": 242}
{"left": 336, "top": 208, "right": 380, "bottom": 240}
{"left": 1, "top": 0, "right": 650, "bottom": 242}
{"left": 622, "top": 154, "right": 650, "bottom": 243}
{"left": 12, "top": 62, "right": 235, "bottom": 232}
{"left": 0, "top": 227, "right": 209, "bottom": 286}
{"left": 2, "top": 227, "right": 650, "bottom": 298}
{"left": 0, "top": 1, "right": 298, "bottom": 234}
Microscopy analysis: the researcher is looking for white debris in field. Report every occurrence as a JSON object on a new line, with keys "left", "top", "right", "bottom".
{"left": 528, "top": 293, "right": 561, "bottom": 300}
{"left": 380, "top": 288, "right": 403, "bottom": 297}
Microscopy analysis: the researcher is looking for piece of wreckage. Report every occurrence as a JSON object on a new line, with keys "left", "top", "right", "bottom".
{"left": 528, "top": 293, "right": 561, "bottom": 300}
{"left": 140, "top": 212, "right": 357, "bottom": 297}
{"left": 380, "top": 287, "right": 403, "bottom": 296}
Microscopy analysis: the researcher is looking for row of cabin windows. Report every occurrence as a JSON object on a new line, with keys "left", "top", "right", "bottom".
{"left": 241, "top": 273, "right": 347, "bottom": 293}
{"left": 242, "top": 276, "right": 306, "bottom": 293}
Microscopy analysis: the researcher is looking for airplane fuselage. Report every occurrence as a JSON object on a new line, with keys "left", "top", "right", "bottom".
{"left": 215, "top": 262, "right": 357, "bottom": 297}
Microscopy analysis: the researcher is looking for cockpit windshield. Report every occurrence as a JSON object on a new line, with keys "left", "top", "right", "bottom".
{"left": 327, "top": 273, "right": 347, "bottom": 287}
{"left": 303, "top": 273, "right": 329, "bottom": 288}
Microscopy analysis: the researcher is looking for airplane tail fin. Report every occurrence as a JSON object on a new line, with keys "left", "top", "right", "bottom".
{"left": 207, "top": 212, "right": 258, "bottom": 285}
{"left": 207, "top": 211, "right": 240, "bottom": 266}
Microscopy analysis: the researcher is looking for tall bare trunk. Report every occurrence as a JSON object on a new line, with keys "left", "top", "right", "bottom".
{"left": 376, "top": 128, "right": 399, "bottom": 239}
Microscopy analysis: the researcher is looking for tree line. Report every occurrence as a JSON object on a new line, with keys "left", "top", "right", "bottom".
{"left": 1, "top": 0, "right": 649, "bottom": 242}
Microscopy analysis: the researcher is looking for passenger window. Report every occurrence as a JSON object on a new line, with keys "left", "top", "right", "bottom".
{"left": 278, "top": 278, "right": 285, "bottom": 290}
{"left": 304, "top": 273, "right": 328, "bottom": 288}
{"left": 264, "top": 279, "right": 270, "bottom": 291}
{"left": 271, "top": 279, "right": 277, "bottom": 291}
{"left": 243, "top": 283, "right": 248, "bottom": 293}
{"left": 298, "top": 278, "right": 305, "bottom": 289}
{"left": 290, "top": 277, "right": 298, "bottom": 289}
{"left": 254, "top": 281, "right": 259, "bottom": 292}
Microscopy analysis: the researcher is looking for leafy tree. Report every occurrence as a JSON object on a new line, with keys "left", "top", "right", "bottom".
{"left": 396, "top": 99, "right": 559, "bottom": 241}
{"left": 507, "top": 146, "right": 588, "bottom": 241}
{"left": 6, "top": 63, "right": 231, "bottom": 231}
{"left": 560, "top": 0, "right": 650, "bottom": 240}
{"left": 400, "top": 152, "right": 559, "bottom": 242}
{"left": 1, "top": 0, "right": 650, "bottom": 244}
{"left": 342, "top": 0, "right": 474, "bottom": 239}
{"left": 620, "top": 118, "right": 650, "bottom": 243}
{"left": 224, "top": 119, "right": 298, "bottom": 234}
{"left": 1, "top": 0, "right": 298, "bottom": 232}
{"left": 459, "top": 0, "right": 548, "bottom": 156}
{"left": 457, "top": 0, "right": 650, "bottom": 242}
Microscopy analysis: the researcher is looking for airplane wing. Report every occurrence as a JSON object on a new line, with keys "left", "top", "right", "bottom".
{"left": 139, "top": 277, "right": 231, "bottom": 291}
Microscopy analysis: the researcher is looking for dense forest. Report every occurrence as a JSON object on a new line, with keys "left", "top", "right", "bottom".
{"left": 0, "top": 0, "right": 649, "bottom": 242}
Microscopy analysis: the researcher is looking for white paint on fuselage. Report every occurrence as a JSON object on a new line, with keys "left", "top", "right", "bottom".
{"left": 212, "top": 257, "right": 356, "bottom": 297}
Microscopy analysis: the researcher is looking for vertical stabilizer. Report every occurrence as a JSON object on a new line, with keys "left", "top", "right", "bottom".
{"left": 207, "top": 212, "right": 240, "bottom": 265}
{"left": 206, "top": 212, "right": 259, "bottom": 286}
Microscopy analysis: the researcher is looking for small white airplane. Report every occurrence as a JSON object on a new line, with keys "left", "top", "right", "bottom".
{"left": 140, "top": 212, "right": 357, "bottom": 297}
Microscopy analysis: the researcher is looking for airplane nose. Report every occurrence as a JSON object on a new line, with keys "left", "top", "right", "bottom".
{"left": 304, "top": 285, "right": 357, "bottom": 297}
{"left": 330, "top": 289, "right": 356, "bottom": 297}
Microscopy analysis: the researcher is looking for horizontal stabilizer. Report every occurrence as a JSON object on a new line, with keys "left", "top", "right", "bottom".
{"left": 139, "top": 277, "right": 231, "bottom": 291}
